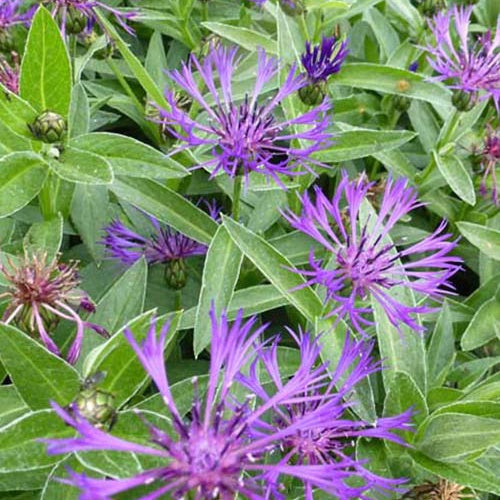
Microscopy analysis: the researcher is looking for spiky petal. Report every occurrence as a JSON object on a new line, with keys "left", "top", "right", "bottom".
{"left": 0, "top": 53, "right": 19, "bottom": 94}
{"left": 283, "top": 172, "right": 462, "bottom": 333}
{"left": 0, "top": 0, "right": 34, "bottom": 30}
{"left": 158, "top": 45, "right": 332, "bottom": 187}
{"left": 478, "top": 124, "right": 500, "bottom": 205}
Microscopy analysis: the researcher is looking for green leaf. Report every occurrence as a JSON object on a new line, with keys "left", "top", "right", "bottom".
{"left": 0, "top": 324, "right": 80, "bottom": 410}
{"left": 23, "top": 213, "right": 64, "bottom": 261}
{"left": 84, "top": 311, "right": 181, "bottom": 408}
{"left": 70, "top": 184, "right": 109, "bottom": 261}
{"left": 0, "top": 84, "right": 38, "bottom": 139}
{"left": 433, "top": 151, "right": 476, "bottom": 206}
{"left": 194, "top": 225, "right": 243, "bottom": 356}
{"left": 457, "top": 221, "right": 500, "bottom": 261}
{"left": 49, "top": 147, "right": 113, "bottom": 185}
{"left": 461, "top": 288, "right": 500, "bottom": 350}
{"left": 315, "top": 128, "right": 417, "bottom": 162}
{"left": 332, "top": 63, "right": 451, "bottom": 107}
{"left": 0, "top": 410, "right": 72, "bottom": 473}
{"left": 427, "top": 302, "right": 456, "bottom": 388}
{"left": 417, "top": 413, "right": 500, "bottom": 461}
{"left": 222, "top": 216, "right": 323, "bottom": 323}
{"left": 110, "top": 177, "right": 218, "bottom": 245}
{"left": 69, "top": 133, "right": 187, "bottom": 180}
{"left": 181, "top": 285, "right": 288, "bottom": 330}
{"left": 0, "top": 152, "right": 48, "bottom": 218}
{"left": 364, "top": 7, "right": 399, "bottom": 60}
{"left": 69, "top": 83, "right": 90, "bottom": 138}
{"left": 20, "top": 7, "right": 72, "bottom": 116}
{"left": 202, "top": 22, "right": 277, "bottom": 54}
{"left": 41, "top": 456, "right": 81, "bottom": 500}
{"left": 0, "top": 386, "right": 28, "bottom": 428}
{"left": 89, "top": 258, "right": 148, "bottom": 335}
{"left": 411, "top": 450, "right": 500, "bottom": 495}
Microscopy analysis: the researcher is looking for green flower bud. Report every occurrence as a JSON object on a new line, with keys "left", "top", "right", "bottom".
{"left": 74, "top": 387, "right": 117, "bottom": 429}
{"left": 279, "top": 0, "right": 305, "bottom": 16}
{"left": 416, "top": 0, "right": 446, "bottom": 17}
{"left": 451, "top": 89, "right": 477, "bottom": 112}
{"left": 0, "top": 29, "right": 14, "bottom": 53}
{"left": 392, "top": 94, "right": 411, "bottom": 112}
{"left": 165, "top": 258, "right": 187, "bottom": 290}
{"left": 61, "top": 6, "right": 87, "bottom": 35}
{"left": 298, "top": 82, "right": 326, "bottom": 106}
{"left": 30, "top": 111, "right": 67, "bottom": 143}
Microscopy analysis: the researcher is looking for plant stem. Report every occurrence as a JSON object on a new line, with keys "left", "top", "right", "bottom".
{"left": 39, "top": 173, "right": 60, "bottom": 220}
{"left": 438, "top": 108, "right": 462, "bottom": 148}
{"left": 232, "top": 175, "right": 243, "bottom": 221}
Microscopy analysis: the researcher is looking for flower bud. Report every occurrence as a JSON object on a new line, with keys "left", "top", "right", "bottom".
{"left": 73, "top": 387, "right": 116, "bottom": 429}
{"left": 30, "top": 111, "right": 67, "bottom": 143}
{"left": 298, "top": 82, "right": 326, "bottom": 106}
{"left": 416, "top": 0, "right": 446, "bottom": 17}
{"left": 279, "top": 0, "right": 305, "bottom": 16}
{"left": 392, "top": 94, "right": 411, "bottom": 112}
{"left": 165, "top": 258, "right": 187, "bottom": 290}
{"left": 62, "top": 6, "right": 87, "bottom": 35}
{"left": 451, "top": 89, "right": 477, "bottom": 112}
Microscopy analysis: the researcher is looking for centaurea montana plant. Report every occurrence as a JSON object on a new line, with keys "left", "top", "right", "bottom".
{"left": 242, "top": 330, "right": 413, "bottom": 499}
{"left": 0, "top": 253, "right": 108, "bottom": 364}
{"left": 299, "top": 35, "right": 349, "bottom": 105}
{"left": 42, "top": 307, "right": 410, "bottom": 499}
{"left": 425, "top": 5, "right": 500, "bottom": 111}
{"left": 42, "top": 0, "right": 136, "bottom": 37}
{"left": 158, "top": 45, "right": 332, "bottom": 188}
{"left": 283, "top": 172, "right": 462, "bottom": 333}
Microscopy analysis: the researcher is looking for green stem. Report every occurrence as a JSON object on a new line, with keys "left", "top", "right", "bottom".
{"left": 107, "top": 58, "right": 144, "bottom": 113}
{"left": 299, "top": 13, "right": 309, "bottom": 41}
{"left": 438, "top": 108, "right": 462, "bottom": 148}
{"left": 174, "top": 290, "right": 182, "bottom": 311}
{"left": 232, "top": 175, "right": 243, "bottom": 221}
{"left": 70, "top": 36, "right": 77, "bottom": 82}
{"left": 201, "top": 2, "right": 208, "bottom": 22}
{"left": 39, "top": 173, "right": 61, "bottom": 220}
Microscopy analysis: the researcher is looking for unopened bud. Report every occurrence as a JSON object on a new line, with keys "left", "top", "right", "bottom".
{"left": 165, "top": 258, "right": 187, "bottom": 290}
{"left": 62, "top": 6, "right": 87, "bottom": 35}
{"left": 298, "top": 82, "right": 326, "bottom": 106}
{"left": 30, "top": 111, "right": 67, "bottom": 143}
{"left": 451, "top": 89, "right": 477, "bottom": 112}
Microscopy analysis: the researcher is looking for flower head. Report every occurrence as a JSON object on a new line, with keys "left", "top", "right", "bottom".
{"left": 301, "top": 36, "right": 349, "bottom": 85}
{"left": 477, "top": 124, "right": 500, "bottom": 205}
{"left": 159, "top": 45, "right": 332, "bottom": 187}
{"left": 0, "top": 53, "right": 19, "bottom": 94}
{"left": 283, "top": 172, "right": 461, "bottom": 333}
{"left": 42, "top": 0, "right": 136, "bottom": 37}
{"left": 425, "top": 5, "right": 500, "bottom": 110}
{"left": 42, "top": 308, "right": 393, "bottom": 499}
{"left": 0, "top": 253, "right": 108, "bottom": 364}
{"left": 241, "top": 331, "right": 412, "bottom": 499}
{"left": 0, "top": 0, "right": 34, "bottom": 30}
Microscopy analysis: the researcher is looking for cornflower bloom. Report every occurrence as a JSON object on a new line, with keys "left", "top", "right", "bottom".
{"left": 425, "top": 5, "right": 500, "bottom": 111}
{"left": 0, "top": 53, "right": 19, "bottom": 94}
{"left": 477, "top": 124, "right": 500, "bottom": 205}
{"left": 0, "top": 0, "right": 34, "bottom": 30}
{"left": 298, "top": 36, "right": 349, "bottom": 105}
{"left": 43, "top": 308, "right": 371, "bottom": 499}
{"left": 159, "top": 45, "right": 332, "bottom": 187}
{"left": 42, "top": 0, "right": 136, "bottom": 37}
{"left": 0, "top": 253, "right": 108, "bottom": 364}
{"left": 283, "top": 172, "right": 461, "bottom": 333}
{"left": 241, "top": 331, "right": 412, "bottom": 499}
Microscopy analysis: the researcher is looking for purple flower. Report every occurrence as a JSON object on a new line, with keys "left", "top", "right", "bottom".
{"left": 0, "top": 53, "right": 19, "bottom": 94}
{"left": 0, "top": 253, "right": 108, "bottom": 364}
{"left": 42, "top": 308, "right": 386, "bottom": 499}
{"left": 0, "top": 0, "right": 34, "bottom": 30}
{"left": 478, "top": 124, "right": 500, "bottom": 205}
{"left": 425, "top": 5, "right": 500, "bottom": 110}
{"left": 44, "top": 0, "right": 136, "bottom": 37}
{"left": 283, "top": 172, "right": 462, "bottom": 333}
{"left": 159, "top": 45, "right": 332, "bottom": 187}
{"left": 301, "top": 36, "right": 349, "bottom": 84}
{"left": 241, "top": 331, "right": 412, "bottom": 499}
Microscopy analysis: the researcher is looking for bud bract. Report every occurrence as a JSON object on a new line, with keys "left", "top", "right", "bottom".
{"left": 73, "top": 387, "right": 117, "bottom": 430}
{"left": 165, "top": 258, "right": 187, "bottom": 290}
{"left": 298, "top": 82, "right": 326, "bottom": 106}
{"left": 451, "top": 89, "right": 477, "bottom": 112}
{"left": 30, "top": 111, "right": 67, "bottom": 143}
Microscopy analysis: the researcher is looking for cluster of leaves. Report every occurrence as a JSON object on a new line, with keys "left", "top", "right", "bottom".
{"left": 0, "top": 0, "right": 498, "bottom": 499}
